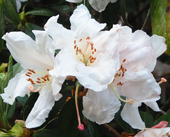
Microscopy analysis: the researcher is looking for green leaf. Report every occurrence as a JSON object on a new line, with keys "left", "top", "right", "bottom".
{"left": 24, "top": 22, "right": 44, "bottom": 40}
{"left": 151, "top": 0, "right": 170, "bottom": 55}
{"left": 52, "top": 5, "right": 71, "bottom": 13}
{"left": 46, "top": 86, "right": 72, "bottom": 122}
{"left": 4, "top": 0, "right": 20, "bottom": 24}
{"left": 102, "top": 1, "right": 120, "bottom": 29}
{"left": 33, "top": 129, "right": 59, "bottom": 137}
{"left": 25, "top": 7, "right": 56, "bottom": 16}
{"left": 7, "top": 101, "right": 16, "bottom": 119}
{"left": 58, "top": 97, "right": 83, "bottom": 137}
{"left": 5, "top": 56, "right": 13, "bottom": 87}
{"left": 0, "top": 0, "right": 5, "bottom": 53}
{"left": 13, "top": 63, "right": 23, "bottom": 76}
{"left": 17, "top": 95, "right": 28, "bottom": 106}
{"left": 140, "top": 111, "right": 154, "bottom": 128}
{"left": 21, "top": 92, "right": 39, "bottom": 120}
{"left": 77, "top": 120, "right": 101, "bottom": 137}
{"left": 45, "top": 118, "right": 58, "bottom": 131}
{"left": 154, "top": 112, "right": 170, "bottom": 127}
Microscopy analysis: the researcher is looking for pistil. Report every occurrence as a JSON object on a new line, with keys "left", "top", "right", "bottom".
{"left": 75, "top": 82, "right": 84, "bottom": 131}
{"left": 110, "top": 84, "right": 133, "bottom": 105}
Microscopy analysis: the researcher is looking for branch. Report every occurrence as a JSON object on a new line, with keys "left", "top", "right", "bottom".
{"left": 103, "top": 123, "right": 122, "bottom": 137}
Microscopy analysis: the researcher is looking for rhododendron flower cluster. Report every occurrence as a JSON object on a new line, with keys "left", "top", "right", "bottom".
{"left": 0, "top": 3, "right": 167, "bottom": 131}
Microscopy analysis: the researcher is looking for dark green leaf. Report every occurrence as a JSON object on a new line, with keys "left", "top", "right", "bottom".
{"left": 58, "top": 97, "right": 83, "bottom": 137}
{"left": 24, "top": 22, "right": 44, "bottom": 40}
{"left": 4, "top": 0, "right": 20, "bottom": 24}
{"left": 102, "top": 1, "right": 120, "bottom": 29}
{"left": 154, "top": 112, "right": 170, "bottom": 127}
{"left": 140, "top": 111, "right": 154, "bottom": 128}
{"left": 5, "top": 55, "right": 13, "bottom": 87}
{"left": 25, "top": 7, "right": 56, "bottom": 16}
{"left": 52, "top": 5, "right": 71, "bottom": 13}
{"left": 45, "top": 118, "right": 58, "bottom": 131}
{"left": 33, "top": 129, "right": 59, "bottom": 137}
{"left": 7, "top": 101, "right": 16, "bottom": 119}
{"left": 0, "top": 0, "right": 5, "bottom": 53}
{"left": 21, "top": 92, "right": 39, "bottom": 120}
{"left": 17, "top": 95, "right": 28, "bottom": 106}
{"left": 46, "top": 86, "right": 72, "bottom": 122}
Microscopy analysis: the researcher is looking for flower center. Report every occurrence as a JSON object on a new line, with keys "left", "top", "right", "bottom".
{"left": 73, "top": 36, "right": 97, "bottom": 66}
{"left": 25, "top": 69, "right": 52, "bottom": 92}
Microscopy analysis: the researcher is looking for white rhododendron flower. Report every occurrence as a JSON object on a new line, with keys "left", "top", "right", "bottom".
{"left": 44, "top": 4, "right": 120, "bottom": 92}
{"left": 66, "top": 0, "right": 117, "bottom": 12}
{"left": 134, "top": 128, "right": 170, "bottom": 137}
{"left": 16, "top": 0, "right": 27, "bottom": 12}
{"left": 1, "top": 31, "right": 62, "bottom": 128}
{"left": 44, "top": 4, "right": 121, "bottom": 124}
{"left": 82, "top": 26, "right": 166, "bottom": 127}
{"left": 111, "top": 26, "right": 167, "bottom": 129}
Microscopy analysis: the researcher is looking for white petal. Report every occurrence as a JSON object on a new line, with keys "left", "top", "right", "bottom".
{"left": 16, "top": 0, "right": 21, "bottom": 12}
{"left": 44, "top": 15, "right": 75, "bottom": 50}
{"left": 117, "top": 69, "right": 161, "bottom": 106}
{"left": 1, "top": 70, "right": 30, "bottom": 105}
{"left": 118, "top": 27, "right": 156, "bottom": 72}
{"left": 66, "top": 0, "right": 82, "bottom": 2}
{"left": 144, "top": 101, "right": 160, "bottom": 111}
{"left": 135, "top": 128, "right": 170, "bottom": 137}
{"left": 83, "top": 87, "right": 121, "bottom": 124}
{"left": 25, "top": 84, "right": 55, "bottom": 128}
{"left": 151, "top": 35, "right": 167, "bottom": 58}
{"left": 51, "top": 78, "right": 65, "bottom": 101}
{"left": 88, "top": 0, "right": 114, "bottom": 12}
{"left": 121, "top": 103, "right": 145, "bottom": 129}
{"left": 2, "top": 32, "right": 53, "bottom": 70}
{"left": 70, "top": 4, "right": 106, "bottom": 39}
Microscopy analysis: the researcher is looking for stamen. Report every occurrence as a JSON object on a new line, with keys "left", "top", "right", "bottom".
{"left": 28, "top": 82, "right": 46, "bottom": 92}
{"left": 25, "top": 74, "right": 31, "bottom": 77}
{"left": 75, "top": 82, "right": 84, "bottom": 131}
{"left": 158, "top": 77, "right": 167, "bottom": 84}
{"left": 110, "top": 84, "right": 133, "bottom": 105}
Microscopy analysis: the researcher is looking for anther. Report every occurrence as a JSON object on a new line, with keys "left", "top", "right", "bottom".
{"left": 123, "top": 59, "right": 126, "bottom": 63}
{"left": 79, "top": 39, "right": 82, "bottom": 42}
{"left": 74, "top": 40, "right": 76, "bottom": 44}
{"left": 158, "top": 77, "right": 167, "bottom": 85}
{"left": 25, "top": 74, "right": 31, "bottom": 77}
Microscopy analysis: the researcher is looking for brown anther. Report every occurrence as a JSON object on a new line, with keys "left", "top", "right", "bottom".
{"left": 125, "top": 68, "right": 127, "bottom": 71}
{"left": 9, "top": 96, "right": 11, "bottom": 99}
{"left": 79, "top": 39, "right": 82, "bottom": 42}
{"left": 27, "top": 72, "right": 32, "bottom": 75}
{"left": 47, "top": 69, "right": 50, "bottom": 71}
{"left": 66, "top": 97, "right": 71, "bottom": 102}
{"left": 37, "top": 78, "right": 40, "bottom": 80}
{"left": 74, "top": 40, "right": 76, "bottom": 44}
{"left": 92, "top": 51, "right": 94, "bottom": 54}
{"left": 86, "top": 36, "right": 90, "bottom": 40}
{"left": 28, "top": 69, "right": 36, "bottom": 74}
{"left": 74, "top": 45, "right": 77, "bottom": 49}
{"left": 36, "top": 81, "right": 41, "bottom": 84}
{"left": 42, "top": 77, "right": 47, "bottom": 81}
{"left": 123, "top": 59, "right": 126, "bottom": 63}
{"left": 25, "top": 74, "right": 31, "bottom": 77}
{"left": 94, "top": 49, "right": 96, "bottom": 52}
{"left": 91, "top": 46, "right": 94, "bottom": 50}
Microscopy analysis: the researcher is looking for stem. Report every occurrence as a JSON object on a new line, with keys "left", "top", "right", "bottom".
{"left": 103, "top": 123, "right": 122, "bottom": 137}
{"left": 141, "top": 8, "right": 150, "bottom": 30}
